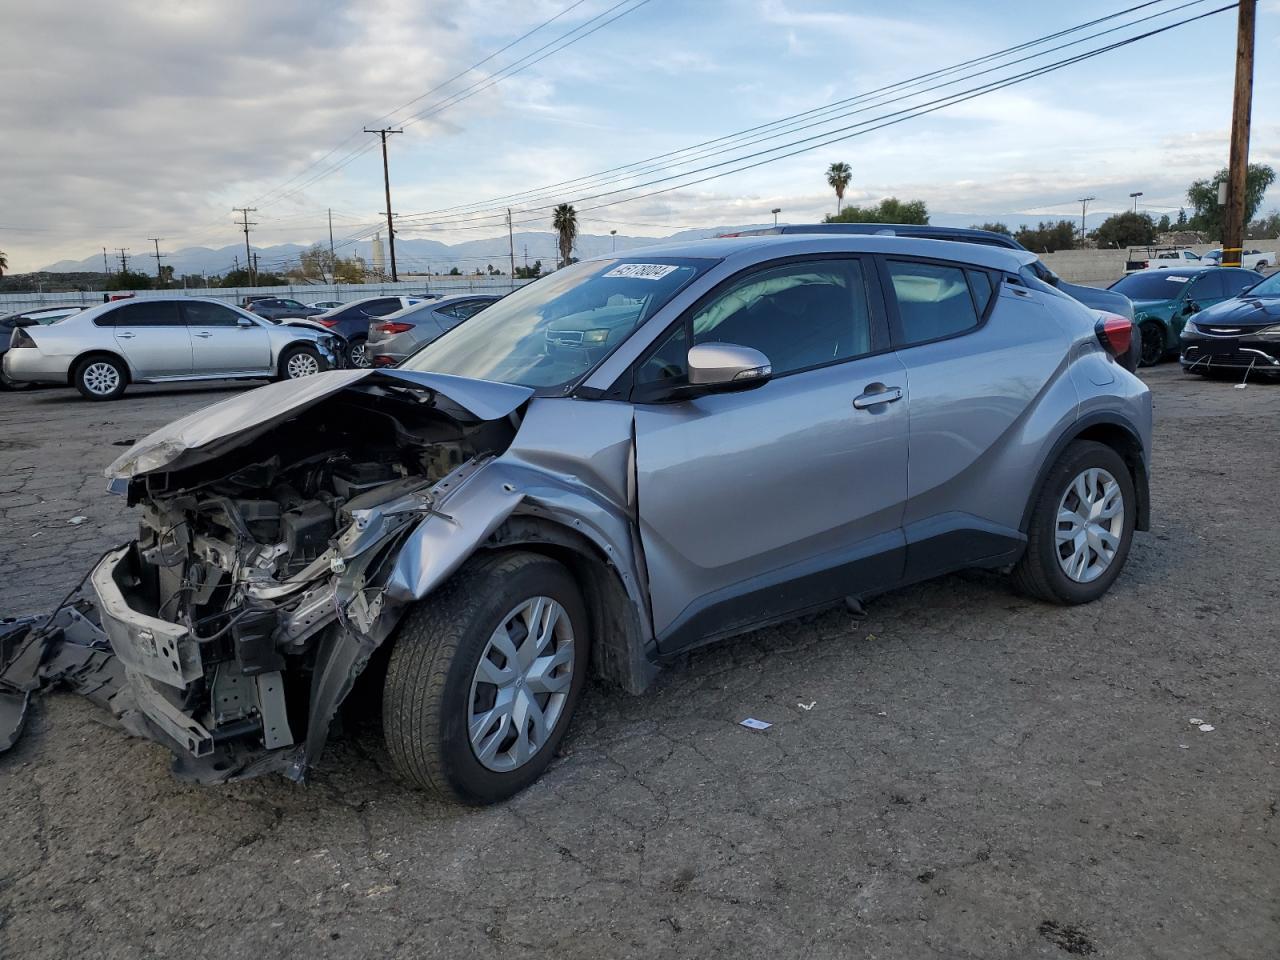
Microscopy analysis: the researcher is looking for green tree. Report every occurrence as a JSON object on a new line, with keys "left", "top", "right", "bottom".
{"left": 333, "top": 256, "right": 366, "bottom": 283}
{"left": 826, "top": 162, "right": 852, "bottom": 215}
{"left": 553, "top": 203, "right": 578, "bottom": 268}
{"left": 158, "top": 265, "right": 175, "bottom": 287}
{"left": 448, "top": 266, "right": 461, "bottom": 276}
{"left": 1013, "top": 220, "right": 1076, "bottom": 253}
{"left": 1248, "top": 210, "right": 1280, "bottom": 238}
{"left": 218, "top": 268, "right": 285, "bottom": 287}
{"left": 1185, "top": 163, "right": 1277, "bottom": 239}
{"left": 114, "top": 269, "right": 153, "bottom": 289}
{"left": 514, "top": 260, "right": 542, "bottom": 280}
{"left": 300, "top": 243, "right": 337, "bottom": 281}
{"left": 969, "top": 222, "right": 1011, "bottom": 236}
{"left": 0, "top": 249, "right": 7, "bottom": 276}
{"left": 824, "top": 197, "right": 928, "bottom": 225}
{"left": 1156, "top": 213, "right": 1171, "bottom": 232}
{"left": 1093, "top": 212, "right": 1156, "bottom": 248}
{"left": 1176, "top": 207, "right": 1188, "bottom": 226}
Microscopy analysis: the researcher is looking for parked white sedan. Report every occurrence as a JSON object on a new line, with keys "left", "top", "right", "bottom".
{"left": 2, "top": 297, "right": 343, "bottom": 400}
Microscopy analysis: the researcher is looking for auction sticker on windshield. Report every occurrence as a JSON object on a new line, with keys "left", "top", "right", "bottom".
{"left": 604, "top": 263, "right": 679, "bottom": 280}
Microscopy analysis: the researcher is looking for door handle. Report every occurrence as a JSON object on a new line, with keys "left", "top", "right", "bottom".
{"left": 853, "top": 384, "right": 903, "bottom": 409}
{"left": 117, "top": 332, "right": 136, "bottom": 339}
{"left": 193, "top": 331, "right": 213, "bottom": 338}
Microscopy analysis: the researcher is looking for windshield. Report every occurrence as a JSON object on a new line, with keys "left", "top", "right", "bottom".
{"left": 400, "top": 257, "right": 714, "bottom": 391}
{"left": 1245, "top": 272, "right": 1280, "bottom": 297}
{"left": 1109, "top": 272, "right": 1195, "bottom": 301}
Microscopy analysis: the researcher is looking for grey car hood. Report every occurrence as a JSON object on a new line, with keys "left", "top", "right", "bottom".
{"left": 106, "top": 369, "right": 534, "bottom": 480}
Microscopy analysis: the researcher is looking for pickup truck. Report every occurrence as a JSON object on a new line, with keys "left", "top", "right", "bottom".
{"left": 1199, "top": 248, "right": 1275, "bottom": 271}
{"left": 1124, "top": 247, "right": 1203, "bottom": 272}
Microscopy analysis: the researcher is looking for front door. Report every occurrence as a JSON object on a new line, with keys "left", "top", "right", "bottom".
{"left": 182, "top": 301, "right": 272, "bottom": 374}
{"left": 109, "top": 300, "right": 192, "bottom": 378}
{"left": 631, "top": 256, "right": 909, "bottom": 651}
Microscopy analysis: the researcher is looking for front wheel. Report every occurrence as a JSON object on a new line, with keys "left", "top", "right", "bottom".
{"left": 1138, "top": 321, "right": 1166, "bottom": 367}
{"left": 278, "top": 344, "right": 323, "bottom": 380}
{"left": 382, "top": 551, "right": 589, "bottom": 805}
{"left": 1012, "top": 440, "right": 1136, "bottom": 604}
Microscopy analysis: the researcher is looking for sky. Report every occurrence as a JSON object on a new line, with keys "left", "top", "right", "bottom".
{"left": 1, "top": 0, "right": 1278, "bottom": 272}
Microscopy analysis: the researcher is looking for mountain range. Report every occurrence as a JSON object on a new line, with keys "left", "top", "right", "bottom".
{"left": 38, "top": 212, "right": 1067, "bottom": 277}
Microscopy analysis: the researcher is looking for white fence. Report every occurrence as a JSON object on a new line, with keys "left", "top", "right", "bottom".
{"left": 0, "top": 278, "right": 531, "bottom": 313}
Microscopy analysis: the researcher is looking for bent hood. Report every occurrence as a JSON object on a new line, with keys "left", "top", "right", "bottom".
{"left": 1194, "top": 296, "right": 1280, "bottom": 328}
{"left": 106, "top": 369, "right": 533, "bottom": 480}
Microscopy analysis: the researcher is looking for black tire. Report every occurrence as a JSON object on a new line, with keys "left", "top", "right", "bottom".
{"left": 1012, "top": 440, "right": 1136, "bottom": 605}
{"left": 1138, "top": 321, "right": 1166, "bottom": 367}
{"left": 72, "top": 354, "right": 128, "bottom": 401}
{"left": 277, "top": 344, "right": 323, "bottom": 380}
{"left": 347, "top": 336, "right": 369, "bottom": 368}
{"left": 382, "top": 551, "right": 589, "bottom": 805}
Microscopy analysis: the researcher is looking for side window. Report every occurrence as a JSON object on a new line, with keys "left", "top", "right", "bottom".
{"left": 967, "top": 269, "right": 996, "bottom": 315}
{"left": 887, "top": 261, "right": 980, "bottom": 345}
{"left": 363, "top": 299, "right": 402, "bottom": 317}
{"left": 1222, "top": 271, "right": 1258, "bottom": 297}
{"left": 636, "top": 259, "right": 874, "bottom": 388}
{"left": 453, "top": 300, "right": 491, "bottom": 320}
{"left": 108, "top": 301, "right": 183, "bottom": 327}
{"left": 1188, "top": 272, "right": 1225, "bottom": 301}
{"left": 182, "top": 301, "right": 244, "bottom": 327}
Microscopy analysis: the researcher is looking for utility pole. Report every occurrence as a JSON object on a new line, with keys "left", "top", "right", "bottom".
{"left": 328, "top": 208, "right": 336, "bottom": 282}
{"left": 1077, "top": 197, "right": 1095, "bottom": 244}
{"left": 148, "top": 237, "right": 164, "bottom": 285}
{"left": 507, "top": 208, "right": 516, "bottom": 281}
{"left": 116, "top": 248, "right": 130, "bottom": 274}
{"left": 772, "top": 207, "right": 781, "bottom": 227}
{"left": 364, "top": 127, "right": 403, "bottom": 281}
{"left": 252, "top": 252, "right": 260, "bottom": 281}
{"left": 1222, "top": 0, "right": 1256, "bottom": 268}
{"left": 102, "top": 247, "right": 110, "bottom": 277}
{"left": 610, "top": 228, "right": 617, "bottom": 252}
{"left": 1129, "top": 192, "right": 1143, "bottom": 213}
{"left": 234, "top": 207, "right": 257, "bottom": 285}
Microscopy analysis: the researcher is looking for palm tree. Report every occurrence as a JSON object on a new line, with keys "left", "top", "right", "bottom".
{"left": 553, "top": 203, "right": 578, "bottom": 268}
{"left": 0, "top": 249, "right": 7, "bottom": 277}
{"left": 826, "top": 162, "right": 852, "bottom": 215}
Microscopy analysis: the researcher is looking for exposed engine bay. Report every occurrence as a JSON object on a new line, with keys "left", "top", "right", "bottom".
{"left": 85, "top": 378, "right": 520, "bottom": 782}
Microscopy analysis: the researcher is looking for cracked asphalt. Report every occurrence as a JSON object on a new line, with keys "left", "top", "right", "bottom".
{"left": 0, "top": 367, "right": 1276, "bottom": 960}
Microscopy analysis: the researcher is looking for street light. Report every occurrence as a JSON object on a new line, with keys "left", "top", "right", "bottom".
{"left": 1130, "top": 191, "right": 1144, "bottom": 213}
{"left": 610, "top": 229, "right": 617, "bottom": 252}
{"left": 771, "top": 207, "right": 781, "bottom": 226}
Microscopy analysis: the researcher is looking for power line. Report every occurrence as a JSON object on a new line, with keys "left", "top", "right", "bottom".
{"left": 252, "top": 0, "right": 651, "bottom": 213}
{"left": 394, "top": 0, "right": 1210, "bottom": 226}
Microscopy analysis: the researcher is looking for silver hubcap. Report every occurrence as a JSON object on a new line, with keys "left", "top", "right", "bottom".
{"left": 349, "top": 341, "right": 368, "bottom": 368}
{"left": 468, "top": 596, "right": 574, "bottom": 773}
{"left": 1056, "top": 468, "right": 1124, "bottom": 583}
{"left": 83, "top": 361, "right": 120, "bottom": 395}
{"left": 286, "top": 352, "right": 319, "bottom": 378}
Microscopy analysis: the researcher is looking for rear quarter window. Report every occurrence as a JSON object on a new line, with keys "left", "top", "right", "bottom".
{"left": 887, "top": 260, "right": 981, "bottom": 346}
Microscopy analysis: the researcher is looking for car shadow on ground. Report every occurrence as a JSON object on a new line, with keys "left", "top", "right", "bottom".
{"left": 25, "top": 382, "right": 256, "bottom": 405}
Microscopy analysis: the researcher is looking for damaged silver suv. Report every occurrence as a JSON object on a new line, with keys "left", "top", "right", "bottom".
{"left": 55, "top": 235, "right": 1151, "bottom": 804}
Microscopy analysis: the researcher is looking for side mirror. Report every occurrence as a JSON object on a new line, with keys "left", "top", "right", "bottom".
{"left": 687, "top": 343, "right": 772, "bottom": 391}
{"left": 1182, "top": 300, "right": 1200, "bottom": 316}
{"left": 237, "top": 316, "right": 256, "bottom": 327}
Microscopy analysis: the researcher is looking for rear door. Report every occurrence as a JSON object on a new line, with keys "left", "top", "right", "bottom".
{"left": 880, "top": 257, "right": 1070, "bottom": 578}
{"left": 108, "top": 301, "right": 192, "bottom": 377}
{"left": 631, "top": 255, "right": 909, "bottom": 649}
{"left": 182, "top": 300, "right": 272, "bottom": 374}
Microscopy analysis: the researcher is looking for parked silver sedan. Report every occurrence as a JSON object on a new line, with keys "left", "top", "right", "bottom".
{"left": 365, "top": 294, "right": 500, "bottom": 367}
{"left": 54, "top": 235, "right": 1151, "bottom": 806}
{"left": 2, "top": 296, "right": 342, "bottom": 399}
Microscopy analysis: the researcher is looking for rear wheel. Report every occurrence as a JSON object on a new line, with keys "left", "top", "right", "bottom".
{"left": 72, "top": 354, "right": 128, "bottom": 400}
{"left": 1138, "top": 321, "right": 1165, "bottom": 367}
{"left": 382, "top": 551, "right": 588, "bottom": 805}
{"left": 347, "top": 336, "right": 369, "bottom": 368}
{"left": 1012, "top": 440, "right": 1136, "bottom": 604}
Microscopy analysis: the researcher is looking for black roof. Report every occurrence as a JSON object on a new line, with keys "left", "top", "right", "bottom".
{"left": 728, "top": 222, "right": 1027, "bottom": 251}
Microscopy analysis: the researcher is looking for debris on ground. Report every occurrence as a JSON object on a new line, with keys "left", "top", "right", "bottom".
{"left": 739, "top": 717, "right": 772, "bottom": 731}
{"left": 798, "top": 701, "right": 816, "bottom": 711}
{"left": 67, "top": 516, "right": 88, "bottom": 525}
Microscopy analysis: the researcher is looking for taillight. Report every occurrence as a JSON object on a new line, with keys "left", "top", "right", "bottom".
{"left": 1095, "top": 313, "right": 1133, "bottom": 359}
{"left": 11, "top": 328, "right": 36, "bottom": 348}
{"left": 314, "top": 317, "right": 342, "bottom": 328}
{"left": 372, "top": 355, "right": 398, "bottom": 367}
{"left": 376, "top": 322, "right": 414, "bottom": 335}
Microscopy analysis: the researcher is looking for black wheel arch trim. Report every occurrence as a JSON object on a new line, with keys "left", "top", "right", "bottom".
{"left": 1020, "top": 412, "right": 1150, "bottom": 535}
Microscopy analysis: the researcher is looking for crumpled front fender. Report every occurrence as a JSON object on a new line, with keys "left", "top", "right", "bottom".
{"left": 384, "top": 458, "right": 653, "bottom": 642}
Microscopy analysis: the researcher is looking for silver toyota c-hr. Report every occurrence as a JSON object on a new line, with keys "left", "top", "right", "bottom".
{"left": 51, "top": 235, "right": 1151, "bottom": 804}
